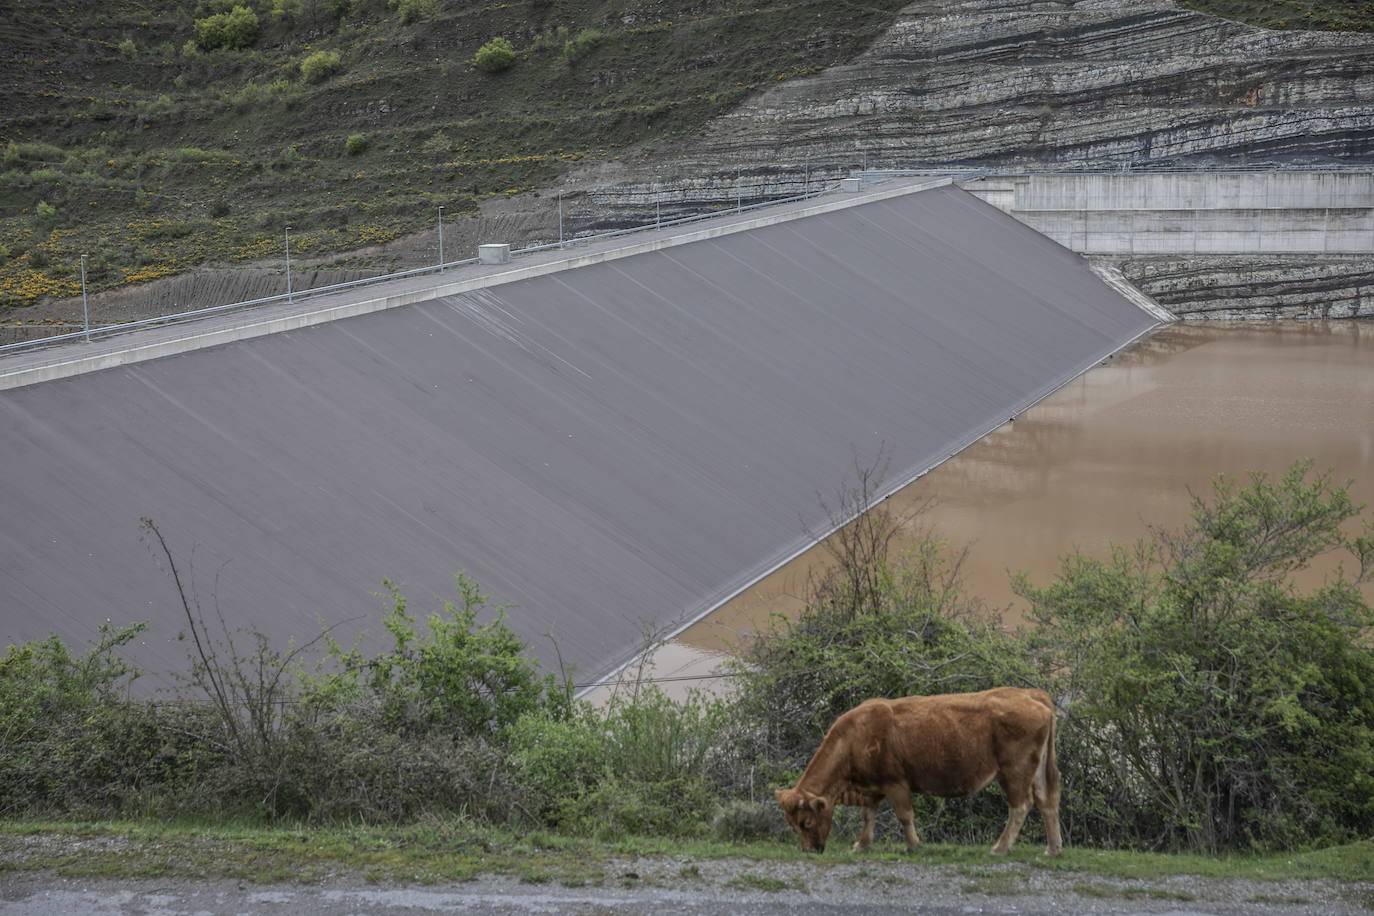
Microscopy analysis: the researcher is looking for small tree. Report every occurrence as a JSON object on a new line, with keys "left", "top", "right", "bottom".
{"left": 195, "top": 5, "right": 259, "bottom": 50}
{"left": 473, "top": 37, "right": 516, "bottom": 73}
{"left": 117, "top": 38, "right": 137, "bottom": 60}
{"left": 344, "top": 133, "right": 366, "bottom": 155}
{"left": 299, "top": 49, "right": 341, "bottom": 83}
{"left": 34, "top": 200, "right": 57, "bottom": 227}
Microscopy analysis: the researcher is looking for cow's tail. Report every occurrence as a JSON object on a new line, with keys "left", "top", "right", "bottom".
{"left": 1035, "top": 694, "right": 1061, "bottom": 806}
{"left": 1036, "top": 698, "right": 1064, "bottom": 854}
{"left": 1041, "top": 710, "right": 1060, "bottom": 803}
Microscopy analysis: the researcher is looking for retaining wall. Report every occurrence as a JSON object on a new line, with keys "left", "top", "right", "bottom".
{"left": 964, "top": 173, "right": 1374, "bottom": 255}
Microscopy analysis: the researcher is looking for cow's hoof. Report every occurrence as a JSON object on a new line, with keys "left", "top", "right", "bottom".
{"left": 988, "top": 847, "right": 1010, "bottom": 856}
{"left": 1042, "top": 848, "right": 1063, "bottom": 857}
{"left": 851, "top": 844, "right": 870, "bottom": 854}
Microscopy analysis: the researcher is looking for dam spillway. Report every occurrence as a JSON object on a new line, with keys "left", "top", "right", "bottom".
{"left": 0, "top": 184, "right": 1160, "bottom": 685}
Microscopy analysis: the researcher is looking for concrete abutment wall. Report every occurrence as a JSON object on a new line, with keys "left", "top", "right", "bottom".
{"left": 962, "top": 173, "right": 1373, "bottom": 255}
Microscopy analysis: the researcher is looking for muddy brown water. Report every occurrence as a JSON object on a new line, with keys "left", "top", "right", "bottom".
{"left": 591, "top": 321, "right": 1374, "bottom": 699}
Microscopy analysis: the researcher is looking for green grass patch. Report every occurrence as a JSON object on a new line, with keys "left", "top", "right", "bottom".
{"left": 1180, "top": 0, "right": 1373, "bottom": 32}
{"left": 3, "top": 822, "right": 1372, "bottom": 887}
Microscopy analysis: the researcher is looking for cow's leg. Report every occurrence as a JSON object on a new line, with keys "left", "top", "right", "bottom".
{"left": 851, "top": 804, "right": 877, "bottom": 853}
{"left": 883, "top": 786, "right": 921, "bottom": 852}
{"left": 1033, "top": 733, "right": 1063, "bottom": 856}
{"left": 990, "top": 770, "right": 1033, "bottom": 856}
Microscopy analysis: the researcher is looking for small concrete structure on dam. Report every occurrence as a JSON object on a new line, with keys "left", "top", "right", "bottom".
{"left": 0, "top": 182, "right": 1161, "bottom": 687}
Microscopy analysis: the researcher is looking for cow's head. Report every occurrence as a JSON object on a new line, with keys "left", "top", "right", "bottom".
{"left": 775, "top": 788, "right": 833, "bottom": 853}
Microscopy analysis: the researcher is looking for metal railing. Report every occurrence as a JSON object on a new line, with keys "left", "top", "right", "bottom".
{"left": 8, "top": 160, "right": 1365, "bottom": 356}
{"left": 0, "top": 178, "right": 846, "bottom": 357}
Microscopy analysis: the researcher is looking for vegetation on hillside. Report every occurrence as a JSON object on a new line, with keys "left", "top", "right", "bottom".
{"left": 3, "top": 460, "right": 1371, "bottom": 855}
{"left": 1181, "top": 0, "right": 1374, "bottom": 33}
{"left": 0, "top": 0, "right": 915, "bottom": 309}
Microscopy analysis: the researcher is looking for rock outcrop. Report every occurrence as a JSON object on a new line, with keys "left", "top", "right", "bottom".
{"left": 1118, "top": 255, "right": 1374, "bottom": 318}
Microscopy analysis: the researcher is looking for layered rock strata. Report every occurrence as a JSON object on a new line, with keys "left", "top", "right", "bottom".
{"left": 565, "top": 0, "right": 1374, "bottom": 223}
{"left": 1118, "top": 255, "right": 1374, "bottom": 318}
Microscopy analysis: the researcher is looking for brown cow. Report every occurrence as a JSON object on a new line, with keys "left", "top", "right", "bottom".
{"left": 775, "top": 687, "right": 1061, "bottom": 856}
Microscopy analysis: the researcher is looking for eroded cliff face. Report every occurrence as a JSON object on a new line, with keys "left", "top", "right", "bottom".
{"left": 567, "top": 0, "right": 1373, "bottom": 218}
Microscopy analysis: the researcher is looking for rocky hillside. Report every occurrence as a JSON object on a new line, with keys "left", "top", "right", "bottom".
{"left": 6, "top": 0, "right": 1374, "bottom": 326}
{"left": 0, "top": 0, "right": 914, "bottom": 312}
{"left": 572, "top": 0, "right": 1374, "bottom": 221}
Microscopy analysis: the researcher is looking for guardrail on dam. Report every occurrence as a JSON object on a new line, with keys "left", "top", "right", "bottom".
{"left": 0, "top": 181, "right": 1163, "bottom": 689}
{"left": 960, "top": 172, "right": 1374, "bottom": 255}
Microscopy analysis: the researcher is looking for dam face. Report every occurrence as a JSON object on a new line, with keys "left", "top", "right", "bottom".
{"left": 0, "top": 184, "right": 1158, "bottom": 685}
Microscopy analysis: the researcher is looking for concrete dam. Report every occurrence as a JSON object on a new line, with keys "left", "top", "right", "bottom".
{"left": 1, "top": 182, "right": 1163, "bottom": 686}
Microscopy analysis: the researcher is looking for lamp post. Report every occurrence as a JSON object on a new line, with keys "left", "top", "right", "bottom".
{"left": 437, "top": 205, "right": 445, "bottom": 271}
{"left": 284, "top": 226, "right": 293, "bottom": 303}
{"left": 558, "top": 192, "right": 564, "bottom": 249}
{"left": 80, "top": 254, "right": 90, "bottom": 342}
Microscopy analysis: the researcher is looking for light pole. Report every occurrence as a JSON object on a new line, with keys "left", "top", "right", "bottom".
{"left": 558, "top": 192, "right": 564, "bottom": 249}
{"left": 79, "top": 254, "right": 90, "bottom": 342}
{"left": 284, "top": 226, "right": 293, "bottom": 303}
{"left": 437, "top": 205, "right": 445, "bottom": 271}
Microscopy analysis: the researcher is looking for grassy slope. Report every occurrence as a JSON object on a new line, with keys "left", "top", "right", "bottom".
{"left": 2, "top": 821, "right": 1372, "bottom": 888}
{"left": 1, "top": 0, "right": 1369, "bottom": 312}
{"left": 1181, "top": 0, "right": 1374, "bottom": 32}
{"left": 0, "top": 0, "right": 911, "bottom": 309}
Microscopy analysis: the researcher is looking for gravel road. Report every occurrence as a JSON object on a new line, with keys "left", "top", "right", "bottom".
{"left": 3, "top": 852, "right": 1370, "bottom": 915}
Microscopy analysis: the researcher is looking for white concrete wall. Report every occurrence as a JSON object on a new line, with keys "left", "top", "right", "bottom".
{"left": 1015, "top": 173, "right": 1374, "bottom": 211}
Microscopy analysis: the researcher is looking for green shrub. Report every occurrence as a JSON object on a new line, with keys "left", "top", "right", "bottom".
{"left": 4, "top": 141, "right": 64, "bottom": 168}
{"left": 1021, "top": 460, "right": 1374, "bottom": 852}
{"left": 345, "top": 133, "right": 366, "bottom": 155}
{"left": 711, "top": 800, "right": 794, "bottom": 843}
{"left": 195, "top": 5, "right": 259, "bottom": 50}
{"left": 299, "top": 49, "right": 341, "bottom": 83}
{"left": 34, "top": 200, "right": 57, "bottom": 226}
{"left": 563, "top": 28, "right": 601, "bottom": 62}
{"left": 118, "top": 38, "right": 137, "bottom": 60}
{"left": 556, "top": 773, "right": 717, "bottom": 840}
{"left": 473, "top": 37, "right": 516, "bottom": 73}
{"left": 316, "top": 575, "right": 570, "bottom": 739}
{"left": 389, "top": 0, "right": 436, "bottom": 24}
{"left": 530, "top": 26, "right": 568, "bottom": 53}
{"left": 0, "top": 623, "right": 150, "bottom": 816}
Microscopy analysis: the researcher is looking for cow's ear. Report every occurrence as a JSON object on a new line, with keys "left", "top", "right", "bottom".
{"left": 806, "top": 796, "right": 827, "bottom": 813}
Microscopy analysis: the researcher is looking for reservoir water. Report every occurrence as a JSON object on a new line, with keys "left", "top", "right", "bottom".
{"left": 591, "top": 321, "right": 1374, "bottom": 698}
